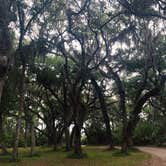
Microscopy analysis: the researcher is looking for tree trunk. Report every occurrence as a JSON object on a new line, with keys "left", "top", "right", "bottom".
{"left": 30, "top": 122, "right": 36, "bottom": 156}
{"left": 121, "top": 117, "right": 128, "bottom": 153}
{"left": 52, "top": 117, "right": 57, "bottom": 151}
{"left": 121, "top": 121, "right": 135, "bottom": 153}
{"left": 90, "top": 76, "right": 113, "bottom": 149}
{"left": 12, "top": 73, "right": 25, "bottom": 161}
{"left": 45, "top": 119, "right": 54, "bottom": 147}
{"left": 103, "top": 66, "right": 128, "bottom": 152}
{"left": 0, "top": 112, "right": 8, "bottom": 154}
{"left": 121, "top": 128, "right": 133, "bottom": 153}
{"left": 73, "top": 99, "right": 86, "bottom": 156}
{"left": 53, "top": 130, "right": 57, "bottom": 151}
{"left": 24, "top": 121, "right": 29, "bottom": 148}
{"left": 12, "top": 104, "right": 23, "bottom": 161}
{"left": 70, "top": 126, "right": 75, "bottom": 148}
{"left": 122, "top": 81, "right": 166, "bottom": 152}
{"left": 65, "top": 127, "right": 71, "bottom": 151}
{"left": 46, "top": 126, "right": 53, "bottom": 146}
{"left": 74, "top": 124, "right": 82, "bottom": 156}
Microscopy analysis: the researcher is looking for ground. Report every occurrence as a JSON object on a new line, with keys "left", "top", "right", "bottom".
{"left": 137, "top": 147, "right": 166, "bottom": 166}
{"left": 0, "top": 146, "right": 150, "bottom": 166}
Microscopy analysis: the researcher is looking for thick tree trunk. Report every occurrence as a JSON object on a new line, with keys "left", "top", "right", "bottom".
{"left": 110, "top": 73, "right": 127, "bottom": 152}
{"left": 90, "top": 76, "right": 113, "bottom": 149}
{"left": 53, "top": 130, "right": 57, "bottom": 151}
{"left": 74, "top": 124, "right": 82, "bottom": 156}
{"left": 121, "top": 107, "right": 129, "bottom": 153}
{"left": 47, "top": 134, "right": 53, "bottom": 147}
{"left": 0, "top": 112, "right": 8, "bottom": 154}
{"left": 45, "top": 119, "right": 55, "bottom": 147}
{"left": 24, "top": 121, "right": 29, "bottom": 148}
{"left": 121, "top": 120, "right": 135, "bottom": 153}
{"left": 70, "top": 126, "right": 75, "bottom": 148}
{"left": 46, "top": 124, "right": 53, "bottom": 146}
{"left": 65, "top": 127, "right": 71, "bottom": 151}
{"left": 121, "top": 128, "right": 133, "bottom": 153}
{"left": 74, "top": 100, "right": 87, "bottom": 156}
{"left": 51, "top": 117, "right": 57, "bottom": 151}
{"left": 12, "top": 73, "right": 25, "bottom": 161}
{"left": 12, "top": 104, "right": 23, "bottom": 161}
{"left": 103, "top": 66, "right": 128, "bottom": 152}
{"left": 62, "top": 72, "right": 71, "bottom": 152}
{"left": 47, "top": 127, "right": 56, "bottom": 149}
{"left": 30, "top": 123, "right": 36, "bottom": 156}
{"left": 122, "top": 83, "right": 165, "bottom": 152}
{"left": 105, "top": 116, "right": 114, "bottom": 149}
{"left": 121, "top": 119, "right": 128, "bottom": 153}
{"left": 72, "top": 100, "right": 85, "bottom": 156}
{"left": 121, "top": 109, "right": 141, "bottom": 153}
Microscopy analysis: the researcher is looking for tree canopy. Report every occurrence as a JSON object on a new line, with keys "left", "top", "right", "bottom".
{"left": 0, "top": 0, "right": 165, "bottom": 161}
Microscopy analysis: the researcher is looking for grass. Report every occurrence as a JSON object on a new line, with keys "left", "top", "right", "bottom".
{"left": 0, "top": 146, "right": 150, "bottom": 166}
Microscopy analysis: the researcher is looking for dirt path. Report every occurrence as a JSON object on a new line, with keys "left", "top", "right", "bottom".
{"left": 137, "top": 147, "right": 166, "bottom": 166}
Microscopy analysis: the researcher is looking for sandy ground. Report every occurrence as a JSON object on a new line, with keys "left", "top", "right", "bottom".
{"left": 137, "top": 147, "right": 166, "bottom": 166}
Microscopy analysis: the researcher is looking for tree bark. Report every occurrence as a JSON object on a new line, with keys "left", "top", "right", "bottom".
{"left": 30, "top": 122, "right": 36, "bottom": 156}
{"left": 74, "top": 123, "right": 82, "bottom": 156}
{"left": 46, "top": 121, "right": 53, "bottom": 146}
{"left": 70, "top": 126, "right": 75, "bottom": 148}
{"left": 72, "top": 100, "right": 85, "bottom": 156}
{"left": 12, "top": 72, "right": 25, "bottom": 161}
{"left": 90, "top": 76, "right": 114, "bottom": 149}
{"left": 24, "top": 121, "right": 29, "bottom": 148}
{"left": 52, "top": 128, "right": 57, "bottom": 151}
{"left": 123, "top": 80, "right": 166, "bottom": 150}
{"left": 0, "top": 111, "right": 8, "bottom": 154}
{"left": 65, "top": 127, "right": 71, "bottom": 151}
{"left": 104, "top": 66, "right": 128, "bottom": 152}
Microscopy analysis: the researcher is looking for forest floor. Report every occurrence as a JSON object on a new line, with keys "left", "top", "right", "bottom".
{"left": 137, "top": 147, "right": 166, "bottom": 166}
{"left": 0, "top": 146, "right": 150, "bottom": 166}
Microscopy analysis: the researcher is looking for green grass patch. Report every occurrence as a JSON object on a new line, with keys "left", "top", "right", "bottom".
{"left": 0, "top": 146, "right": 150, "bottom": 166}
{"left": 67, "top": 152, "right": 88, "bottom": 159}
